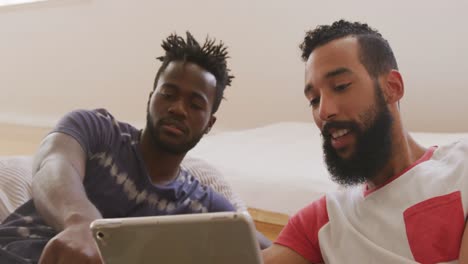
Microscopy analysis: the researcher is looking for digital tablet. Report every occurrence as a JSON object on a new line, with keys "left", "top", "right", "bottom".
{"left": 90, "top": 211, "right": 262, "bottom": 264}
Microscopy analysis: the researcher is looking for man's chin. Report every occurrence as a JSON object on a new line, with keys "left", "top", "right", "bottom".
{"left": 334, "top": 146, "right": 356, "bottom": 160}
{"left": 159, "top": 134, "right": 184, "bottom": 144}
{"left": 325, "top": 139, "right": 354, "bottom": 159}
{"left": 156, "top": 142, "right": 189, "bottom": 155}
{"left": 157, "top": 129, "right": 190, "bottom": 143}
{"left": 155, "top": 136, "right": 200, "bottom": 155}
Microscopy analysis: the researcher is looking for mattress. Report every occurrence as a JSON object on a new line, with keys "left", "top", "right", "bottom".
{"left": 188, "top": 122, "right": 468, "bottom": 215}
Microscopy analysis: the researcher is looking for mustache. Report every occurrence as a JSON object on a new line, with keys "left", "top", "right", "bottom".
{"left": 321, "top": 121, "right": 359, "bottom": 138}
{"left": 158, "top": 117, "right": 188, "bottom": 133}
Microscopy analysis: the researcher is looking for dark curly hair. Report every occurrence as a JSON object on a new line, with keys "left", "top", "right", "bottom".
{"left": 300, "top": 20, "right": 398, "bottom": 78}
{"left": 154, "top": 31, "right": 234, "bottom": 113}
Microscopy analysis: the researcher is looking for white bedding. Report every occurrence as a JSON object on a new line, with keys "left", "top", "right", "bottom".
{"left": 188, "top": 122, "right": 468, "bottom": 215}
{"left": 1, "top": 122, "right": 466, "bottom": 218}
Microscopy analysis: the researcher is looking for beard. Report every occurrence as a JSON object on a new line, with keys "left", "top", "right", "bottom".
{"left": 145, "top": 111, "right": 204, "bottom": 155}
{"left": 322, "top": 82, "right": 393, "bottom": 186}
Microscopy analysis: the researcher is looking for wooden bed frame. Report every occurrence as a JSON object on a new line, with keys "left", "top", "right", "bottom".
{"left": 248, "top": 207, "right": 289, "bottom": 241}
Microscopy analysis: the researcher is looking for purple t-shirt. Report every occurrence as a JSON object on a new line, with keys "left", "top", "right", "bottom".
{"left": 54, "top": 109, "right": 235, "bottom": 217}
{"left": 0, "top": 109, "right": 234, "bottom": 262}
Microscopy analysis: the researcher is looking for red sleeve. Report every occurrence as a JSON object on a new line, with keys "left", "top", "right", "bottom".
{"left": 275, "top": 196, "right": 329, "bottom": 263}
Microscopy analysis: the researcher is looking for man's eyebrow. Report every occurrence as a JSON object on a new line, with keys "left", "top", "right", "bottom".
{"left": 160, "top": 83, "right": 179, "bottom": 90}
{"left": 191, "top": 91, "right": 208, "bottom": 104}
{"left": 304, "top": 67, "right": 353, "bottom": 95}
{"left": 304, "top": 84, "right": 314, "bottom": 95}
{"left": 161, "top": 82, "right": 209, "bottom": 104}
{"left": 325, "top": 67, "right": 353, "bottom": 79}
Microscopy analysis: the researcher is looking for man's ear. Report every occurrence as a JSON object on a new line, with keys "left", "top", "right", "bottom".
{"left": 146, "top": 91, "right": 154, "bottom": 109}
{"left": 147, "top": 91, "right": 155, "bottom": 103}
{"left": 383, "top": 70, "right": 404, "bottom": 104}
{"left": 205, "top": 116, "right": 217, "bottom": 134}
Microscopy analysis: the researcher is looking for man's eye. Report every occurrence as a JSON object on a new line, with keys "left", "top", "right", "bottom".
{"left": 158, "top": 92, "right": 174, "bottom": 98}
{"left": 191, "top": 103, "right": 205, "bottom": 110}
{"left": 309, "top": 97, "right": 320, "bottom": 108}
{"left": 335, "top": 83, "right": 352, "bottom": 91}
{"left": 191, "top": 104, "right": 202, "bottom": 109}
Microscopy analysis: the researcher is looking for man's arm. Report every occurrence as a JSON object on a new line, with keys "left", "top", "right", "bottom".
{"left": 262, "top": 244, "right": 315, "bottom": 264}
{"left": 256, "top": 230, "right": 272, "bottom": 250}
{"left": 459, "top": 223, "right": 468, "bottom": 263}
{"left": 31, "top": 132, "right": 103, "bottom": 264}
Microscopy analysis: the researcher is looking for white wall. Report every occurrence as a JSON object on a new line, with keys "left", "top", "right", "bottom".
{"left": 1, "top": 0, "right": 467, "bottom": 132}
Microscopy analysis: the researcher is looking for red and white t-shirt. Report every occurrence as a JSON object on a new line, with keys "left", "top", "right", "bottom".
{"left": 276, "top": 139, "right": 468, "bottom": 264}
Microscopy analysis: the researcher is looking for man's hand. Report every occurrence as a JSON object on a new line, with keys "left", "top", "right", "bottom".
{"left": 39, "top": 222, "right": 103, "bottom": 264}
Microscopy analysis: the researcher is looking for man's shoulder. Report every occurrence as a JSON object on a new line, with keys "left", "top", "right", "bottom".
{"left": 291, "top": 189, "right": 360, "bottom": 228}
{"left": 286, "top": 195, "right": 331, "bottom": 235}
{"left": 451, "top": 137, "right": 468, "bottom": 152}
{"left": 274, "top": 195, "right": 329, "bottom": 263}
{"left": 52, "top": 108, "right": 140, "bottom": 157}
{"left": 62, "top": 108, "right": 128, "bottom": 125}
{"left": 432, "top": 137, "right": 468, "bottom": 162}
{"left": 63, "top": 108, "right": 111, "bottom": 118}
{"left": 76, "top": 108, "right": 139, "bottom": 135}
{"left": 79, "top": 108, "right": 119, "bottom": 126}
{"left": 55, "top": 108, "right": 115, "bottom": 130}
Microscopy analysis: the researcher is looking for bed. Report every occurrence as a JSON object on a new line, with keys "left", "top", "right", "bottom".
{"left": 188, "top": 122, "right": 468, "bottom": 216}
{"left": 1, "top": 122, "right": 467, "bottom": 239}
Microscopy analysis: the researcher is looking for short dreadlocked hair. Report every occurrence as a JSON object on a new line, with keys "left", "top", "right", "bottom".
{"left": 300, "top": 20, "right": 398, "bottom": 78}
{"left": 153, "top": 31, "right": 233, "bottom": 114}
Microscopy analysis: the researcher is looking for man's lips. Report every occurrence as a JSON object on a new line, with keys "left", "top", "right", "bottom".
{"left": 330, "top": 129, "right": 353, "bottom": 149}
{"left": 330, "top": 128, "right": 350, "bottom": 139}
{"left": 322, "top": 124, "right": 356, "bottom": 150}
{"left": 160, "top": 120, "right": 187, "bottom": 136}
{"left": 162, "top": 124, "right": 184, "bottom": 136}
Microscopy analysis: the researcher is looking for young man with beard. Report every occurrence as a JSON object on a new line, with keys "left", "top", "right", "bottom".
{"left": 0, "top": 32, "right": 269, "bottom": 264}
{"left": 263, "top": 20, "right": 468, "bottom": 264}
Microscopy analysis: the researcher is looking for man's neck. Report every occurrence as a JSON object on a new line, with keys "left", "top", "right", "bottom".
{"left": 366, "top": 126, "right": 427, "bottom": 190}
{"left": 139, "top": 128, "right": 186, "bottom": 185}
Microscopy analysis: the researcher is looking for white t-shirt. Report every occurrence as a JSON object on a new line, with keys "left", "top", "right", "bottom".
{"left": 276, "top": 139, "right": 468, "bottom": 264}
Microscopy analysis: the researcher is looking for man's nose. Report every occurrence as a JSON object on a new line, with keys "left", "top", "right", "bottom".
{"left": 167, "top": 99, "right": 187, "bottom": 117}
{"left": 318, "top": 95, "right": 338, "bottom": 121}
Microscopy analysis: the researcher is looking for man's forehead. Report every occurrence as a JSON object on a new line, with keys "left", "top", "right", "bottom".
{"left": 162, "top": 61, "right": 202, "bottom": 77}
{"left": 306, "top": 37, "right": 358, "bottom": 64}
{"left": 160, "top": 61, "right": 217, "bottom": 89}
{"left": 305, "top": 37, "right": 360, "bottom": 79}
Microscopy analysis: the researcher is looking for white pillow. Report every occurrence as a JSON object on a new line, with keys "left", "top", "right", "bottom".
{"left": 182, "top": 156, "right": 247, "bottom": 212}
{"left": 0, "top": 156, "right": 33, "bottom": 222}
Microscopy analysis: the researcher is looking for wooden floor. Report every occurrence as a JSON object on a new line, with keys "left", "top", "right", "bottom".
{"left": 0, "top": 123, "right": 288, "bottom": 240}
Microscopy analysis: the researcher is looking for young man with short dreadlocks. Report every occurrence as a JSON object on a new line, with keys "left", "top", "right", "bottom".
{"left": 263, "top": 20, "right": 468, "bottom": 263}
{"left": 0, "top": 32, "right": 270, "bottom": 264}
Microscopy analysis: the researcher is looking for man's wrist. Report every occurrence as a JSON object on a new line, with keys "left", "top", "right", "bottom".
{"left": 64, "top": 212, "right": 100, "bottom": 229}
